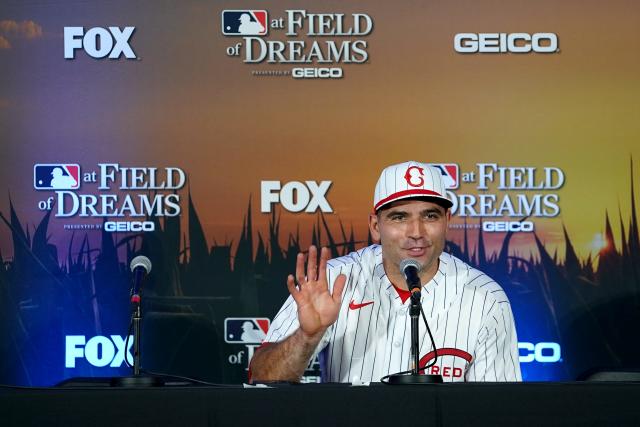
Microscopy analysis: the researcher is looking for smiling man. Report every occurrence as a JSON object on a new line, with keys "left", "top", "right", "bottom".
{"left": 250, "top": 161, "right": 521, "bottom": 383}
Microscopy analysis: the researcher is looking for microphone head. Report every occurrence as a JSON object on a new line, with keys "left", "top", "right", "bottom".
{"left": 130, "top": 255, "right": 152, "bottom": 274}
{"left": 399, "top": 258, "right": 422, "bottom": 275}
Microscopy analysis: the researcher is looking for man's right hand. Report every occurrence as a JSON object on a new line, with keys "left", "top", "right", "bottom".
{"left": 249, "top": 246, "right": 346, "bottom": 382}
{"left": 286, "top": 246, "right": 347, "bottom": 340}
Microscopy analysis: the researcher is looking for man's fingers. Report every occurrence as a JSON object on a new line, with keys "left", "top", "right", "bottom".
{"left": 295, "top": 252, "right": 305, "bottom": 286}
{"left": 306, "top": 245, "right": 318, "bottom": 281}
{"left": 332, "top": 274, "right": 347, "bottom": 304}
{"left": 318, "top": 247, "right": 329, "bottom": 283}
{"left": 286, "top": 274, "right": 298, "bottom": 294}
{"left": 287, "top": 274, "right": 305, "bottom": 306}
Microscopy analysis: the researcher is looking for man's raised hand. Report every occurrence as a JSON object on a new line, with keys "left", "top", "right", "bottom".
{"left": 286, "top": 246, "right": 346, "bottom": 339}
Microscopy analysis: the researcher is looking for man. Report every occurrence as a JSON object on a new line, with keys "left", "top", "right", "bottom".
{"left": 250, "top": 161, "right": 521, "bottom": 383}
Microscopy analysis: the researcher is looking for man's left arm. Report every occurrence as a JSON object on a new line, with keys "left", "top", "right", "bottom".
{"left": 466, "top": 297, "right": 522, "bottom": 382}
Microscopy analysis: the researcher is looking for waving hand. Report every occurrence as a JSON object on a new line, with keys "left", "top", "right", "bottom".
{"left": 286, "top": 246, "right": 347, "bottom": 338}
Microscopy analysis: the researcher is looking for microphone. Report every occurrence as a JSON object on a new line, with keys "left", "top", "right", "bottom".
{"left": 130, "top": 255, "right": 152, "bottom": 304}
{"left": 399, "top": 259, "right": 422, "bottom": 299}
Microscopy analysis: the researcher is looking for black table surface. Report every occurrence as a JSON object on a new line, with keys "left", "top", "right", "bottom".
{"left": 2, "top": 381, "right": 639, "bottom": 427}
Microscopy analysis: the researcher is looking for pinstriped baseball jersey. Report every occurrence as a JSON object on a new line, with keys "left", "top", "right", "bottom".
{"left": 263, "top": 244, "right": 522, "bottom": 383}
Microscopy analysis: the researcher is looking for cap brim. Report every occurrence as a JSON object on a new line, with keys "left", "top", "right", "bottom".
{"left": 375, "top": 193, "right": 453, "bottom": 211}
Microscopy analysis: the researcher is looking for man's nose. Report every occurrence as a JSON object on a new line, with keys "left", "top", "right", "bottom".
{"left": 406, "top": 218, "right": 424, "bottom": 239}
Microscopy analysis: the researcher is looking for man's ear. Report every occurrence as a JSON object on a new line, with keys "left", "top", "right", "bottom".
{"left": 368, "top": 212, "right": 381, "bottom": 243}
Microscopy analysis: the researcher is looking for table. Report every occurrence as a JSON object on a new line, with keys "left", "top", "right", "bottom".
{"left": 1, "top": 381, "right": 638, "bottom": 426}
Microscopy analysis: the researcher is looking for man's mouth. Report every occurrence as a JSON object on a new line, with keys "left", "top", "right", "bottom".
{"left": 405, "top": 247, "right": 427, "bottom": 256}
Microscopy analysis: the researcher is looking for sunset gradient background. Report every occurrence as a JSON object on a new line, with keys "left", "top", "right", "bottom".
{"left": 1, "top": 0, "right": 639, "bottom": 264}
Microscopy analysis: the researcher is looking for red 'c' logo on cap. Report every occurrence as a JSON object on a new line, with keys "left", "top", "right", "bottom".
{"left": 404, "top": 166, "right": 424, "bottom": 187}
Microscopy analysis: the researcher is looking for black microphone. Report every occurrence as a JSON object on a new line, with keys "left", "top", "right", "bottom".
{"left": 130, "top": 255, "right": 152, "bottom": 304}
{"left": 399, "top": 259, "right": 422, "bottom": 299}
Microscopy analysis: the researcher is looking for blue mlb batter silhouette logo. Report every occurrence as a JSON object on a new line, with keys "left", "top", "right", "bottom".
{"left": 34, "top": 164, "right": 80, "bottom": 190}
{"left": 224, "top": 318, "right": 270, "bottom": 344}
{"left": 221, "top": 10, "right": 268, "bottom": 36}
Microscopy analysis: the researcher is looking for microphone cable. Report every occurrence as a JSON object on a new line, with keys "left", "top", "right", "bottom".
{"left": 121, "top": 315, "right": 237, "bottom": 387}
{"left": 380, "top": 305, "right": 439, "bottom": 384}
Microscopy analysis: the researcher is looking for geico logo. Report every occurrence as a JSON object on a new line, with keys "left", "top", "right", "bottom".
{"left": 518, "top": 342, "right": 561, "bottom": 363}
{"left": 482, "top": 221, "right": 534, "bottom": 232}
{"left": 292, "top": 67, "right": 343, "bottom": 79}
{"left": 261, "top": 181, "right": 333, "bottom": 213}
{"left": 64, "top": 26, "right": 136, "bottom": 59}
{"left": 65, "top": 335, "right": 133, "bottom": 368}
{"left": 104, "top": 221, "right": 155, "bottom": 232}
{"left": 454, "top": 33, "right": 558, "bottom": 53}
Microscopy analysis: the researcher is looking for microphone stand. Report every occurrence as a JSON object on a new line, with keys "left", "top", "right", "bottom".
{"left": 111, "top": 285, "right": 164, "bottom": 387}
{"left": 57, "top": 256, "right": 205, "bottom": 388}
{"left": 387, "top": 289, "right": 443, "bottom": 384}
{"left": 132, "top": 297, "right": 143, "bottom": 377}
{"left": 410, "top": 292, "right": 421, "bottom": 375}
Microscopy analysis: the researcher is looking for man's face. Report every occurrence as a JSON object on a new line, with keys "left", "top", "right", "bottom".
{"left": 369, "top": 199, "right": 450, "bottom": 282}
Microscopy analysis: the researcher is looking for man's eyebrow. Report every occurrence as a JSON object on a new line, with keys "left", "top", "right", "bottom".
{"left": 422, "top": 208, "right": 444, "bottom": 214}
{"left": 384, "top": 209, "right": 407, "bottom": 218}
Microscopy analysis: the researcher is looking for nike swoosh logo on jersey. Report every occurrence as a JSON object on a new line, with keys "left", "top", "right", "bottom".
{"left": 349, "top": 300, "right": 374, "bottom": 310}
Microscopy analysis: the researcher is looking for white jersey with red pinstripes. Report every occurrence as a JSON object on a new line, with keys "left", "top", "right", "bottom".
{"left": 263, "top": 244, "right": 522, "bottom": 383}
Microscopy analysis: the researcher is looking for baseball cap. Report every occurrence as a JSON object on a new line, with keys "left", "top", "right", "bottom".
{"left": 373, "top": 161, "right": 453, "bottom": 211}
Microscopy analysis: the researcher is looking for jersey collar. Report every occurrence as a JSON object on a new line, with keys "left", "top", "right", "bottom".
{"left": 374, "top": 247, "right": 449, "bottom": 300}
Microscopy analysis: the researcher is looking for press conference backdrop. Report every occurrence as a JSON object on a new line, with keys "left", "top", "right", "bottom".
{"left": 1, "top": 0, "right": 639, "bottom": 386}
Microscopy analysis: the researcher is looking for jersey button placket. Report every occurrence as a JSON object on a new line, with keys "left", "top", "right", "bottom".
{"left": 392, "top": 306, "right": 408, "bottom": 370}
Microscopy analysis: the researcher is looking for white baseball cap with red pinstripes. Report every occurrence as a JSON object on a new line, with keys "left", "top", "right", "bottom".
{"left": 373, "top": 161, "right": 453, "bottom": 212}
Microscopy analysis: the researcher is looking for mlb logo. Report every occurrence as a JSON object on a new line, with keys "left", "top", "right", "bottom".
{"left": 221, "top": 10, "right": 268, "bottom": 36}
{"left": 34, "top": 164, "right": 81, "bottom": 190}
{"left": 224, "top": 318, "right": 270, "bottom": 344}
{"left": 428, "top": 163, "right": 459, "bottom": 189}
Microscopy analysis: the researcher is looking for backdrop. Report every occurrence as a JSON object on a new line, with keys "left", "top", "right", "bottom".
{"left": 1, "top": 0, "right": 639, "bottom": 386}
